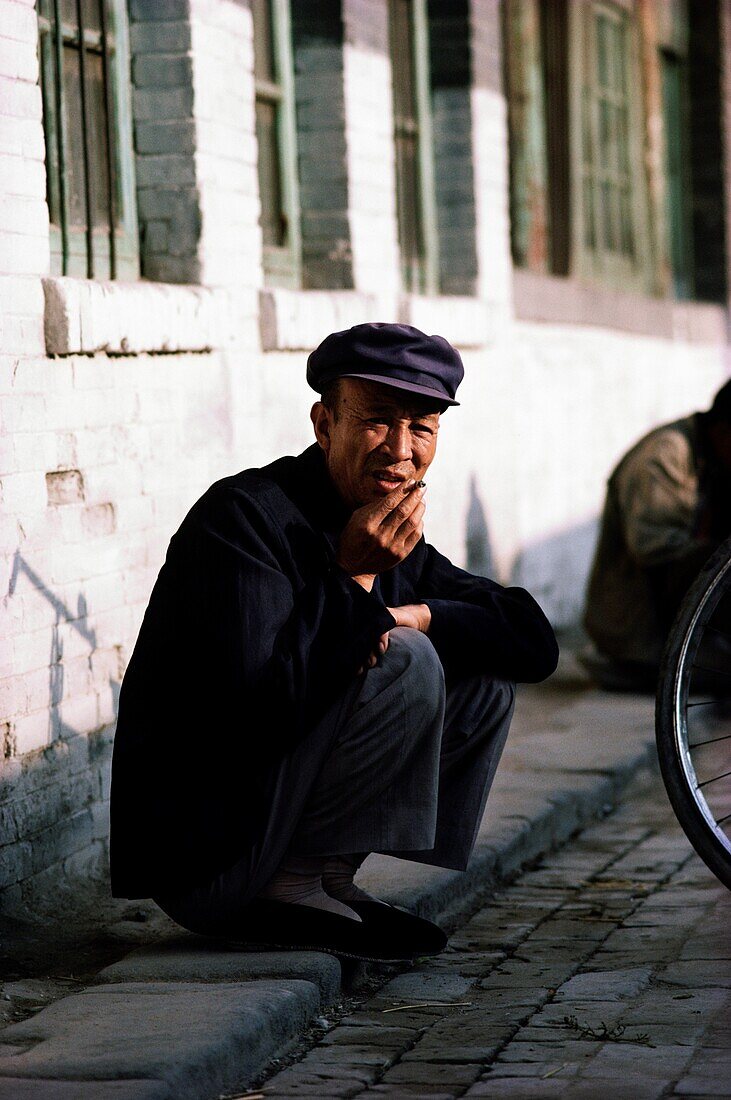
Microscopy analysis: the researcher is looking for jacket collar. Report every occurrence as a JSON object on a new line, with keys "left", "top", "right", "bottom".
{"left": 287, "top": 444, "right": 352, "bottom": 541}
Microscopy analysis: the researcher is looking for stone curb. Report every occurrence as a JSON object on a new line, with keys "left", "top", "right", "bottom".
{"left": 0, "top": 687, "right": 658, "bottom": 1099}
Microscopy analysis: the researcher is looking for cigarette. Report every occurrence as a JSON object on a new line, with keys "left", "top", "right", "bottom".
{"left": 414, "top": 480, "right": 426, "bottom": 489}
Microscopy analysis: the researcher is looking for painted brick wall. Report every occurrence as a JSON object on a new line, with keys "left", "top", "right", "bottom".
{"left": 0, "top": 0, "right": 728, "bottom": 916}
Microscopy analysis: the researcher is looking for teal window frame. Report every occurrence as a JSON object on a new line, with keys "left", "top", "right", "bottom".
{"left": 659, "top": 1, "right": 694, "bottom": 300}
{"left": 389, "top": 0, "right": 439, "bottom": 295}
{"left": 37, "top": 0, "right": 139, "bottom": 281}
{"left": 253, "top": 0, "right": 301, "bottom": 289}
{"left": 569, "top": 0, "right": 651, "bottom": 292}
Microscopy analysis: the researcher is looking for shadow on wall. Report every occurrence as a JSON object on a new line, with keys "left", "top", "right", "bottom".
{"left": 2, "top": 552, "right": 120, "bottom": 916}
{"left": 510, "top": 517, "right": 600, "bottom": 631}
{"left": 462, "top": 471, "right": 599, "bottom": 630}
{"left": 465, "top": 472, "right": 496, "bottom": 578}
{"left": 8, "top": 552, "right": 121, "bottom": 746}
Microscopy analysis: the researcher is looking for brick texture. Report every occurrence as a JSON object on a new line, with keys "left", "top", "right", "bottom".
{"left": 0, "top": 0, "right": 729, "bottom": 916}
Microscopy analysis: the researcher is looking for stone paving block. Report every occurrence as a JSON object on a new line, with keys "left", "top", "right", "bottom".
{"left": 366, "top": 1087, "right": 455, "bottom": 1097}
{"left": 319, "top": 1025, "right": 415, "bottom": 1048}
{"left": 474, "top": 1060, "right": 582, "bottom": 1079}
{"left": 466, "top": 1078, "right": 566, "bottom": 1097}
{"left": 377, "top": 1059, "right": 482, "bottom": 1086}
{"left": 477, "top": 955, "right": 585, "bottom": 990}
{"left": 581, "top": 1041, "right": 694, "bottom": 1080}
{"left": 0, "top": 980, "right": 320, "bottom": 1098}
{"left": 528, "top": 998, "right": 626, "bottom": 1029}
{"left": 564, "top": 1078, "right": 665, "bottom": 1100}
{"left": 0, "top": 1082, "right": 170, "bottom": 1100}
{"left": 376, "top": 971, "right": 475, "bottom": 1002}
{"left": 660, "top": 960, "right": 731, "bottom": 988}
{"left": 620, "top": 987, "right": 728, "bottom": 1025}
{"left": 679, "top": 933, "right": 731, "bottom": 960}
{"left": 553, "top": 967, "right": 652, "bottom": 1002}
{"left": 265, "top": 1061, "right": 375, "bottom": 1090}
{"left": 301, "top": 1045, "right": 395, "bottom": 1068}
{"left": 496, "top": 1038, "right": 600, "bottom": 1064}
{"left": 94, "top": 939, "right": 341, "bottom": 999}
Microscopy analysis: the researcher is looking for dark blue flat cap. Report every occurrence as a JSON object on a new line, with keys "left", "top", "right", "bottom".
{"left": 307, "top": 322, "right": 463, "bottom": 407}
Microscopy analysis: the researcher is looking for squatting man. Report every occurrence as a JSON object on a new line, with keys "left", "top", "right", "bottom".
{"left": 110, "top": 323, "right": 558, "bottom": 961}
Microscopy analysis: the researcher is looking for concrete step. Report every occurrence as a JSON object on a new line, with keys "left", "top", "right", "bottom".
{"left": 0, "top": 684, "right": 658, "bottom": 1099}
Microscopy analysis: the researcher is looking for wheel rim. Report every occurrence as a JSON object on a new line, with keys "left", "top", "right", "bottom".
{"left": 673, "top": 555, "right": 731, "bottom": 861}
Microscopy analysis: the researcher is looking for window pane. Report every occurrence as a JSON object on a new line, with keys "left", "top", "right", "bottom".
{"left": 583, "top": 3, "right": 635, "bottom": 261}
{"left": 85, "top": 48, "right": 111, "bottom": 228}
{"left": 596, "top": 13, "right": 609, "bottom": 88}
{"left": 391, "top": 0, "right": 417, "bottom": 125}
{"left": 256, "top": 98, "right": 285, "bottom": 247}
{"left": 81, "top": 0, "right": 103, "bottom": 34}
{"left": 584, "top": 177, "right": 596, "bottom": 249}
{"left": 62, "top": 45, "right": 87, "bottom": 227}
{"left": 61, "top": 0, "right": 78, "bottom": 29}
{"left": 599, "top": 99, "right": 610, "bottom": 169}
{"left": 40, "top": 29, "right": 61, "bottom": 225}
{"left": 252, "top": 0, "right": 276, "bottom": 84}
{"left": 395, "top": 130, "right": 422, "bottom": 279}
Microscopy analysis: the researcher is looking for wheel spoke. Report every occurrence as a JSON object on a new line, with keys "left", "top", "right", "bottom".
{"left": 688, "top": 732, "right": 731, "bottom": 749}
{"left": 703, "top": 623, "right": 731, "bottom": 643}
{"left": 697, "top": 768, "right": 731, "bottom": 790}
{"left": 691, "top": 663, "right": 731, "bottom": 680}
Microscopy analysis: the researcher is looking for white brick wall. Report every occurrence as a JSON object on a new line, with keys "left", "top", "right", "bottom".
{"left": 0, "top": 0, "right": 729, "bottom": 911}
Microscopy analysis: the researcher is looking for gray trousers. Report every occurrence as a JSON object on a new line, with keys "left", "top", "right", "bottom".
{"left": 155, "top": 628, "right": 515, "bottom": 935}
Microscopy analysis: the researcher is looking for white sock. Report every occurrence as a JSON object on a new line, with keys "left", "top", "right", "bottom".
{"left": 259, "top": 859, "right": 362, "bottom": 922}
{"left": 322, "top": 854, "right": 382, "bottom": 905}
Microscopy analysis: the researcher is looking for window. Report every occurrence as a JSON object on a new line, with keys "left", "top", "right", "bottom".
{"left": 388, "top": 0, "right": 438, "bottom": 295}
{"left": 38, "top": 0, "right": 138, "bottom": 280}
{"left": 660, "top": 5, "right": 693, "bottom": 300}
{"left": 505, "top": 0, "right": 726, "bottom": 302}
{"left": 572, "top": 1, "right": 650, "bottom": 289}
{"left": 253, "top": 0, "right": 301, "bottom": 288}
{"left": 505, "top": 0, "right": 650, "bottom": 291}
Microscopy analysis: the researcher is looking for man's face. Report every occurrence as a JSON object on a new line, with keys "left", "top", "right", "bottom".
{"left": 312, "top": 377, "right": 441, "bottom": 509}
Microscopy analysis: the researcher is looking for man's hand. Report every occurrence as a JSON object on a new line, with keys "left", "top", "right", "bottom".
{"left": 387, "top": 603, "right": 431, "bottom": 633}
{"left": 356, "top": 604, "right": 431, "bottom": 675}
{"left": 337, "top": 481, "right": 426, "bottom": 591}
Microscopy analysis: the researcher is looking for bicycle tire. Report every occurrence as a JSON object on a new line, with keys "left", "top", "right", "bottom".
{"left": 656, "top": 536, "right": 731, "bottom": 890}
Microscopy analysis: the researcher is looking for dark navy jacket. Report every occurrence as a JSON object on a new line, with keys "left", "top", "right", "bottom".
{"left": 110, "top": 444, "right": 558, "bottom": 898}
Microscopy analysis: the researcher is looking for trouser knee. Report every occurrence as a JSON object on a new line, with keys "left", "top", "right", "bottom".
{"left": 385, "top": 626, "right": 446, "bottom": 724}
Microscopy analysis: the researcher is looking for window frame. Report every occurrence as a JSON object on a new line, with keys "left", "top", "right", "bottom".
{"left": 37, "top": 0, "right": 139, "bottom": 281}
{"left": 568, "top": 0, "right": 652, "bottom": 292}
{"left": 253, "top": 0, "right": 301, "bottom": 290}
{"left": 389, "top": 0, "right": 439, "bottom": 296}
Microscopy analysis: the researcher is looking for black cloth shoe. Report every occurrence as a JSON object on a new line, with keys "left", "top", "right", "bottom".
{"left": 220, "top": 899, "right": 425, "bottom": 962}
{"left": 346, "top": 899, "right": 448, "bottom": 957}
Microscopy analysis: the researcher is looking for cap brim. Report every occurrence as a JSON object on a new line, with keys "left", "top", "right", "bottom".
{"left": 337, "top": 372, "right": 459, "bottom": 407}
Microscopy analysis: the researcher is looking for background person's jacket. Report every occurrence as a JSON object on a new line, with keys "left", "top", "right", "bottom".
{"left": 584, "top": 415, "right": 725, "bottom": 667}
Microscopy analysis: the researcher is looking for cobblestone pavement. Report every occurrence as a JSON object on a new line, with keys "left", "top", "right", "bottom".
{"left": 258, "top": 773, "right": 731, "bottom": 1099}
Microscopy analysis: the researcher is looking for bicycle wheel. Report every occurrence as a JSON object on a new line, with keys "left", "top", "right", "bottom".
{"left": 656, "top": 536, "right": 731, "bottom": 890}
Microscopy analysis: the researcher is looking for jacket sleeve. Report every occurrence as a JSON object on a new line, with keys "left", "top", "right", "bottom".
{"left": 616, "top": 430, "right": 708, "bottom": 566}
{"left": 415, "top": 542, "right": 558, "bottom": 683}
{"left": 174, "top": 484, "right": 395, "bottom": 745}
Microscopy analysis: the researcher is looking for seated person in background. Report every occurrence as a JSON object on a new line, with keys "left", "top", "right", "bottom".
{"left": 110, "top": 323, "right": 558, "bottom": 962}
{"left": 581, "top": 380, "right": 731, "bottom": 691}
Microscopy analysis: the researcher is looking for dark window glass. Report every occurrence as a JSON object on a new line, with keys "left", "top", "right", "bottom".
{"left": 253, "top": 0, "right": 299, "bottom": 284}
{"left": 38, "top": 0, "right": 121, "bottom": 278}
{"left": 389, "top": 0, "right": 425, "bottom": 292}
